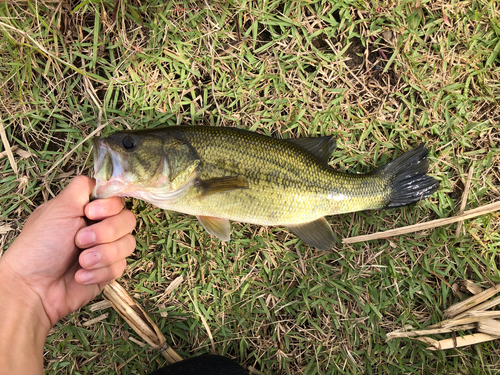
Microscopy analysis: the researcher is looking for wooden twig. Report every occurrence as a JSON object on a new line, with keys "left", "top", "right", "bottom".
{"left": 343, "top": 201, "right": 500, "bottom": 244}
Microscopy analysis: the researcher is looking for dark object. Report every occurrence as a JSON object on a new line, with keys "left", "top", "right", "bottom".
{"left": 148, "top": 355, "right": 248, "bottom": 375}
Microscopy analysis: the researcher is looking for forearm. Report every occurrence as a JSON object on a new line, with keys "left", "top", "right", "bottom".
{"left": 0, "top": 265, "right": 51, "bottom": 375}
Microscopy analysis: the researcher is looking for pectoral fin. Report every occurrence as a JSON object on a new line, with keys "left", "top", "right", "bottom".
{"left": 195, "top": 176, "right": 249, "bottom": 197}
{"left": 287, "top": 217, "right": 337, "bottom": 250}
{"left": 197, "top": 215, "right": 231, "bottom": 241}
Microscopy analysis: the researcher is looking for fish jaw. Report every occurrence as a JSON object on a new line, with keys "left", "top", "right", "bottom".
{"left": 92, "top": 180, "right": 127, "bottom": 199}
{"left": 92, "top": 138, "right": 126, "bottom": 198}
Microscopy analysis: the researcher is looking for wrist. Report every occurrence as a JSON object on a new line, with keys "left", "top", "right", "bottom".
{"left": 0, "top": 262, "right": 51, "bottom": 374}
{"left": 0, "top": 260, "right": 52, "bottom": 333}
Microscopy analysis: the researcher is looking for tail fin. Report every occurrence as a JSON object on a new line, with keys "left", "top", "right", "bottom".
{"left": 374, "top": 144, "right": 440, "bottom": 208}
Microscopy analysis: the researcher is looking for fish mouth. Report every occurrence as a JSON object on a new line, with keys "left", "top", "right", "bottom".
{"left": 93, "top": 138, "right": 108, "bottom": 177}
{"left": 92, "top": 138, "right": 127, "bottom": 199}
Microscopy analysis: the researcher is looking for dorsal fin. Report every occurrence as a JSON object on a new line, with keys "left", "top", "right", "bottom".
{"left": 286, "top": 136, "right": 336, "bottom": 165}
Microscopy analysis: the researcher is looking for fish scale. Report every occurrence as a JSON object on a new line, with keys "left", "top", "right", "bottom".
{"left": 174, "top": 128, "right": 336, "bottom": 224}
{"left": 92, "top": 125, "right": 439, "bottom": 249}
{"left": 172, "top": 127, "right": 381, "bottom": 223}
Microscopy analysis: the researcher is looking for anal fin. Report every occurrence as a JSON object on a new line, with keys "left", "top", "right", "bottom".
{"left": 287, "top": 217, "right": 337, "bottom": 250}
{"left": 197, "top": 215, "right": 231, "bottom": 241}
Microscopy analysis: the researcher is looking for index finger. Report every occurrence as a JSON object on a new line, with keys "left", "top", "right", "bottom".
{"left": 85, "top": 197, "right": 126, "bottom": 221}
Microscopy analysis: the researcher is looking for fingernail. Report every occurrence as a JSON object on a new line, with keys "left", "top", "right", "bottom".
{"left": 77, "top": 229, "right": 96, "bottom": 247}
{"left": 88, "top": 204, "right": 103, "bottom": 218}
{"left": 78, "top": 270, "right": 94, "bottom": 284}
{"left": 83, "top": 251, "right": 100, "bottom": 268}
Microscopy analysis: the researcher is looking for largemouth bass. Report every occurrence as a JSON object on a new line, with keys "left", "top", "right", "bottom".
{"left": 92, "top": 126, "right": 439, "bottom": 250}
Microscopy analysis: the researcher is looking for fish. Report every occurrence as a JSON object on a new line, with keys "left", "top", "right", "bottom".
{"left": 92, "top": 125, "right": 440, "bottom": 250}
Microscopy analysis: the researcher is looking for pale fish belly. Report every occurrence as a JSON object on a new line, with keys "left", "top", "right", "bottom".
{"left": 143, "top": 185, "right": 351, "bottom": 226}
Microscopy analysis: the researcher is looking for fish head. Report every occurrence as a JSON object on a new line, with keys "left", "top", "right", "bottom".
{"left": 92, "top": 131, "right": 199, "bottom": 200}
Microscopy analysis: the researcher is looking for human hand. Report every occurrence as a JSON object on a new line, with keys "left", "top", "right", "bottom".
{"left": 0, "top": 176, "right": 136, "bottom": 328}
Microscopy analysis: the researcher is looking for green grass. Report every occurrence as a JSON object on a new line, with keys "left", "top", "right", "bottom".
{"left": 1, "top": 0, "right": 500, "bottom": 373}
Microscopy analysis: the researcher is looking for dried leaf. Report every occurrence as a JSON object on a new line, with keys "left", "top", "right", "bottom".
{"left": 0, "top": 120, "right": 17, "bottom": 176}
{"left": 460, "top": 280, "right": 483, "bottom": 295}
{"left": 14, "top": 148, "right": 31, "bottom": 159}
{"left": 452, "top": 283, "right": 464, "bottom": 299}
{"left": 0, "top": 224, "right": 13, "bottom": 235}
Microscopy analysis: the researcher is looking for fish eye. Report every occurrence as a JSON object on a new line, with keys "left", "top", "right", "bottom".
{"left": 122, "top": 135, "right": 137, "bottom": 151}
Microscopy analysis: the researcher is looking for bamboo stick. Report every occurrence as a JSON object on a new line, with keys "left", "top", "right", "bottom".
{"left": 386, "top": 324, "right": 475, "bottom": 340}
{"left": 444, "top": 284, "right": 500, "bottom": 318}
{"left": 441, "top": 315, "right": 500, "bottom": 329}
{"left": 428, "top": 295, "right": 500, "bottom": 329}
{"left": 88, "top": 300, "right": 112, "bottom": 311}
{"left": 466, "top": 311, "right": 500, "bottom": 318}
{"left": 477, "top": 319, "right": 500, "bottom": 336}
{"left": 342, "top": 201, "right": 500, "bottom": 244}
{"left": 103, "top": 281, "right": 183, "bottom": 364}
{"left": 82, "top": 313, "right": 109, "bottom": 327}
{"left": 426, "top": 333, "right": 500, "bottom": 350}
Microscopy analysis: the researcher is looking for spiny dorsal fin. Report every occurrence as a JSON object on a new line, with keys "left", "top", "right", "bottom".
{"left": 197, "top": 216, "right": 231, "bottom": 241}
{"left": 195, "top": 176, "right": 249, "bottom": 197}
{"left": 286, "top": 136, "right": 336, "bottom": 165}
{"left": 287, "top": 217, "right": 337, "bottom": 250}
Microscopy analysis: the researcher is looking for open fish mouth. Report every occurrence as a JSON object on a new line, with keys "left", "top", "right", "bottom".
{"left": 93, "top": 138, "right": 109, "bottom": 178}
{"left": 92, "top": 138, "right": 127, "bottom": 199}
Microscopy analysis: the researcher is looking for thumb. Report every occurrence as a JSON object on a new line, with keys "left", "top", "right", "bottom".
{"left": 57, "top": 176, "right": 96, "bottom": 209}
